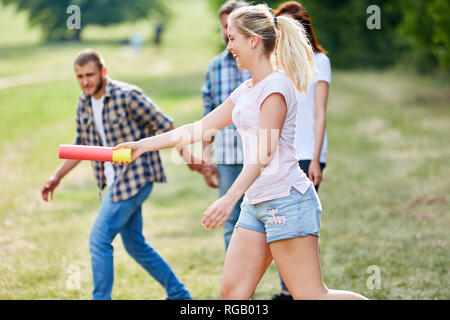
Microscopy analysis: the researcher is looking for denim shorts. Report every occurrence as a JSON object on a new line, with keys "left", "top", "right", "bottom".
{"left": 236, "top": 185, "right": 322, "bottom": 243}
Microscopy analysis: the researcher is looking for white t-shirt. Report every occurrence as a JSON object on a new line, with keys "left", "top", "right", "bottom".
{"left": 91, "top": 96, "right": 116, "bottom": 188}
{"left": 295, "top": 52, "right": 331, "bottom": 163}
{"left": 230, "top": 71, "right": 312, "bottom": 204}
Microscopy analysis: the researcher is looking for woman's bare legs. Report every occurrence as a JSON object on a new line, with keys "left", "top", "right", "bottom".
{"left": 269, "top": 235, "right": 368, "bottom": 300}
{"left": 220, "top": 227, "right": 273, "bottom": 299}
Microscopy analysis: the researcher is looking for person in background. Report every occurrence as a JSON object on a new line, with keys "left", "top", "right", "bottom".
{"left": 154, "top": 21, "right": 164, "bottom": 45}
{"left": 272, "top": 1, "right": 331, "bottom": 300}
{"left": 201, "top": 0, "right": 250, "bottom": 251}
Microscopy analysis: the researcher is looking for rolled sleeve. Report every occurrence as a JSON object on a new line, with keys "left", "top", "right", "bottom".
{"left": 314, "top": 53, "right": 331, "bottom": 85}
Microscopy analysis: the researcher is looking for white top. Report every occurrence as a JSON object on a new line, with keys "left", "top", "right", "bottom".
{"left": 230, "top": 71, "right": 312, "bottom": 204}
{"left": 91, "top": 96, "right": 116, "bottom": 188}
{"left": 295, "top": 52, "right": 331, "bottom": 163}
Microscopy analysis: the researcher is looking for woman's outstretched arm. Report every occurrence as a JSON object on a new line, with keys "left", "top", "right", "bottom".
{"left": 113, "top": 98, "right": 235, "bottom": 163}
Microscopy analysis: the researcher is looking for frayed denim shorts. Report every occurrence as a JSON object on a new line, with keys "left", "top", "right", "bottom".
{"left": 236, "top": 185, "right": 322, "bottom": 243}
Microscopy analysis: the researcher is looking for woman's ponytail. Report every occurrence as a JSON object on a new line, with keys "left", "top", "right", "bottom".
{"left": 230, "top": 4, "right": 313, "bottom": 94}
{"left": 275, "top": 16, "right": 313, "bottom": 94}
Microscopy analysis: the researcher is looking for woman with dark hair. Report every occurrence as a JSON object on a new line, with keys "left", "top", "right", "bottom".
{"left": 273, "top": 1, "right": 332, "bottom": 300}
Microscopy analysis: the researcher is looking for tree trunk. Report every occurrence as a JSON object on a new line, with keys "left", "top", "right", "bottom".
{"left": 73, "top": 28, "right": 81, "bottom": 42}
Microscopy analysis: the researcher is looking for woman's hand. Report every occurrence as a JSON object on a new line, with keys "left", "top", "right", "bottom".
{"left": 113, "top": 141, "right": 145, "bottom": 165}
{"left": 308, "top": 159, "right": 323, "bottom": 187}
{"left": 202, "top": 195, "right": 236, "bottom": 230}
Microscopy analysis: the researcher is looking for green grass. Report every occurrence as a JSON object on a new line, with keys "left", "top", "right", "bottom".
{"left": 0, "top": 0, "right": 449, "bottom": 300}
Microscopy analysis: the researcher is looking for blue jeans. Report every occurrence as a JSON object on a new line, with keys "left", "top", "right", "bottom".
{"left": 89, "top": 183, "right": 191, "bottom": 300}
{"left": 217, "top": 164, "right": 244, "bottom": 251}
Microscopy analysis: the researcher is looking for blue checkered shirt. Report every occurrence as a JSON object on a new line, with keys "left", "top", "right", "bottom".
{"left": 202, "top": 50, "right": 251, "bottom": 165}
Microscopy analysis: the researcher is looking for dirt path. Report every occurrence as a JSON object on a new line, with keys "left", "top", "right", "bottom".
{"left": 0, "top": 72, "right": 69, "bottom": 90}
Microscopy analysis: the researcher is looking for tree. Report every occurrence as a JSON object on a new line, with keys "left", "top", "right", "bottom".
{"left": 1, "top": 0, "right": 168, "bottom": 41}
{"left": 207, "top": 0, "right": 449, "bottom": 71}
{"left": 394, "top": 0, "right": 450, "bottom": 70}
{"left": 207, "top": 0, "right": 403, "bottom": 68}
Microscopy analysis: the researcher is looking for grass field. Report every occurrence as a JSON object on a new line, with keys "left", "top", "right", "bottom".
{"left": 0, "top": 0, "right": 449, "bottom": 300}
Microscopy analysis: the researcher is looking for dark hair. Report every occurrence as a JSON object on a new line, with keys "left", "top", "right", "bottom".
{"left": 218, "top": 0, "right": 249, "bottom": 17}
{"left": 74, "top": 48, "right": 105, "bottom": 70}
{"left": 274, "top": 1, "right": 326, "bottom": 54}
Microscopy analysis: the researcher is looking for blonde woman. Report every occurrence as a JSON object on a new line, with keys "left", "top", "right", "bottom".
{"left": 114, "top": 4, "right": 367, "bottom": 300}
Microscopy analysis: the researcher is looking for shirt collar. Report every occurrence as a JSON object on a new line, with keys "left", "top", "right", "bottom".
{"left": 80, "top": 76, "right": 113, "bottom": 103}
{"left": 103, "top": 77, "right": 113, "bottom": 99}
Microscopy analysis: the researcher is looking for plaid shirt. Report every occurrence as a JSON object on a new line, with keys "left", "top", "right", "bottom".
{"left": 74, "top": 78, "right": 173, "bottom": 203}
{"left": 202, "top": 50, "right": 251, "bottom": 165}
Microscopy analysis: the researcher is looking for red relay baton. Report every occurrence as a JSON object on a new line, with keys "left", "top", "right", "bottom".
{"left": 58, "top": 145, "right": 131, "bottom": 162}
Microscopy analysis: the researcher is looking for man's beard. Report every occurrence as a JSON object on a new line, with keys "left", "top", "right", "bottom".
{"left": 88, "top": 77, "right": 104, "bottom": 97}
